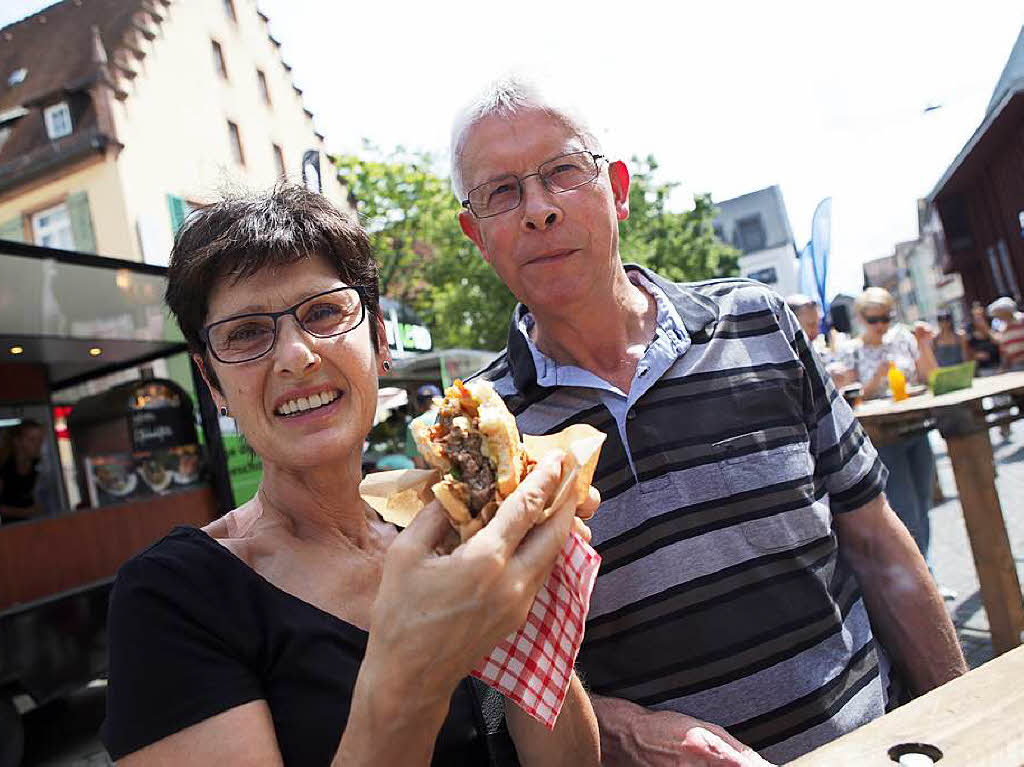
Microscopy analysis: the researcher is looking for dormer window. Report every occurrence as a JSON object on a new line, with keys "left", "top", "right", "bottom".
{"left": 7, "top": 68, "right": 27, "bottom": 87}
{"left": 44, "top": 102, "right": 72, "bottom": 140}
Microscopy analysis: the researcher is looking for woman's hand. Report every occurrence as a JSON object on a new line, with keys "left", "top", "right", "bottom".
{"left": 335, "top": 451, "right": 588, "bottom": 765}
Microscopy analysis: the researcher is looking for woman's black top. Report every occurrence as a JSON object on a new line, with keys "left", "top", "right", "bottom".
{"left": 968, "top": 332, "right": 1000, "bottom": 370}
{"left": 102, "top": 526, "right": 511, "bottom": 765}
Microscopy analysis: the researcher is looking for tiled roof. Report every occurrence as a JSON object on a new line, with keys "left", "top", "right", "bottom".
{"left": 0, "top": 0, "right": 160, "bottom": 185}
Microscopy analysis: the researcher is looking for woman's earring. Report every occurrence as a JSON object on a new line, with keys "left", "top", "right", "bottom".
{"left": 382, "top": 360, "right": 391, "bottom": 372}
{"left": 219, "top": 406, "right": 228, "bottom": 417}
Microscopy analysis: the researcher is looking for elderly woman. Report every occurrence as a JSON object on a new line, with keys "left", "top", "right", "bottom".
{"left": 837, "top": 288, "right": 938, "bottom": 561}
{"left": 101, "top": 187, "right": 600, "bottom": 766}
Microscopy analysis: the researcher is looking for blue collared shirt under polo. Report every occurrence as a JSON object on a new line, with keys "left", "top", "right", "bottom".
{"left": 516, "top": 269, "right": 690, "bottom": 478}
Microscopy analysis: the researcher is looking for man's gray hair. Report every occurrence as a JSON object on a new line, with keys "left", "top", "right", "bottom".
{"left": 449, "top": 76, "right": 603, "bottom": 201}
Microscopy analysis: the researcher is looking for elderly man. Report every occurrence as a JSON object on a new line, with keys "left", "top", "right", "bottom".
{"left": 452, "top": 79, "right": 966, "bottom": 766}
{"left": 987, "top": 296, "right": 1024, "bottom": 370}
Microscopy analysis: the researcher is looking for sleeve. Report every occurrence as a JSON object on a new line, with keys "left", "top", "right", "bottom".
{"left": 774, "top": 298, "right": 888, "bottom": 513}
{"left": 101, "top": 554, "right": 264, "bottom": 760}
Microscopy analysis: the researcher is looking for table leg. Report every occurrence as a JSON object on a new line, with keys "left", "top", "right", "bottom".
{"left": 943, "top": 430, "right": 1024, "bottom": 654}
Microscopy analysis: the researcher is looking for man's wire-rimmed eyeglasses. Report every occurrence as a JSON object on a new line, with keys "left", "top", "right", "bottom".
{"left": 201, "top": 286, "right": 366, "bottom": 364}
{"left": 461, "top": 150, "right": 606, "bottom": 219}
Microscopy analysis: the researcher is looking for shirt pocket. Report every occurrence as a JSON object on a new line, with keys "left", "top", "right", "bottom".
{"left": 716, "top": 434, "right": 831, "bottom": 553}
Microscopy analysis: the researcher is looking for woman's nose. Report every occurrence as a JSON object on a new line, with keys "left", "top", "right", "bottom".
{"left": 273, "top": 316, "right": 320, "bottom": 375}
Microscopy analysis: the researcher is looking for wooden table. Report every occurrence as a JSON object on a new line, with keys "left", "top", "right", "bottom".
{"left": 788, "top": 645, "right": 1024, "bottom": 765}
{"left": 853, "top": 371, "right": 1024, "bottom": 655}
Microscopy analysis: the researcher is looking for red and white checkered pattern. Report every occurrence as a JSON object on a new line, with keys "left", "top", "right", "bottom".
{"left": 471, "top": 531, "right": 601, "bottom": 729}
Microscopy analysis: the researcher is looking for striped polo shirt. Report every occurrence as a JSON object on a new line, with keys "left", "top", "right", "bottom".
{"left": 474, "top": 266, "right": 891, "bottom": 764}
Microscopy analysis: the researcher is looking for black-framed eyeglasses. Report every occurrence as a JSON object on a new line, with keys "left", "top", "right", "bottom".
{"left": 863, "top": 313, "right": 894, "bottom": 325}
{"left": 201, "top": 286, "right": 366, "bottom": 364}
{"left": 461, "top": 150, "right": 606, "bottom": 219}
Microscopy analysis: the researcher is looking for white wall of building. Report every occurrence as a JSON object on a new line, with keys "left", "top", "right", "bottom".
{"left": 739, "top": 243, "right": 799, "bottom": 297}
{"left": 109, "top": 0, "right": 348, "bottom": 265}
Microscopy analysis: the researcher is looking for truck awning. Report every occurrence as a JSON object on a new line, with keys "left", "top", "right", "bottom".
{"left": 0, "top": 240, "right": 187, "bottom": 388}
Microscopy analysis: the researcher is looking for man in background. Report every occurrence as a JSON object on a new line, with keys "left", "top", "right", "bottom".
{"left": 405, "top": 384, "right": 441, "bottom": 469}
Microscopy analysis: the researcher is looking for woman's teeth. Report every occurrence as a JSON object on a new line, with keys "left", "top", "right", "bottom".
{"left": 277, "top": 390, "right": 340, "bottom": 415}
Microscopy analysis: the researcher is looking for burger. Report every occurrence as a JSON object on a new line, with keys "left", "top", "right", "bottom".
{"left": 412, "top": 379, "right": 531, "bottom": 540}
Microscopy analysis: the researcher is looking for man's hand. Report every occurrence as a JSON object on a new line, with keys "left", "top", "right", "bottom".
{"left": 592, "top": 694, "right": 774, "bottom": 767}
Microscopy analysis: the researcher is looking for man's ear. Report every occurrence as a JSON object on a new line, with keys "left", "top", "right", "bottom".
{"left": 458, "top": 210, "right": 490, "bottom": 264}
{"left": 608, "top": 160, "right": 631, "bottom": 222}
{"left": 192, "top": 353, "right": 225, "bottom": 409}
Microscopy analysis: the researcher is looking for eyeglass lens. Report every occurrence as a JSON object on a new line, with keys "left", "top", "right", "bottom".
{"left": 468, "top": 151, "right": 600, "bottom": 218}
{"left": 208, "top": 288, "right": 363, "bottom": 362}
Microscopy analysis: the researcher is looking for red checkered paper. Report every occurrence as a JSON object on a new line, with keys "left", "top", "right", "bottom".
{"left": 471, "top": 530, "right": 601, "bottom": 729}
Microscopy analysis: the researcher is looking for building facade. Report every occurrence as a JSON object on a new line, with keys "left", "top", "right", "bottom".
{"left": 713, "top": 185, "right": 799, "bottom": 297}
{"left": 0, "top": 0, "right": 348, "bottom": 265}
{"left": 930, "top": 25, "right": 1024, "bottom": 309}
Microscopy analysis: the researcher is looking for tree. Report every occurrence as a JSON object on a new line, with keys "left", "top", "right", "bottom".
{"left": 333, "top": 147, "right": 738, "bottom": 352}
{"left": 620, "top": 155, "right": 740, "bottom": 283}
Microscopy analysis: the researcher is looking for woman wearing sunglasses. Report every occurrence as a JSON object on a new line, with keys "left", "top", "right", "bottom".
{"left": 836, "top": 287, "right": 939, "bottom": 564}
{"left": 100, "top": 186, "right": 600, "bottom": 767}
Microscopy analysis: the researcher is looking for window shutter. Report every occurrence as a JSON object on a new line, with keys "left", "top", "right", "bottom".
{"left": 167, "top": 194, "right": 190, "bottom": 234}
{"left": 66, "top": 191, "right": 97, "bottom": 253}
{"left": 0, "top": 216, "right": 25, "bottom": 242}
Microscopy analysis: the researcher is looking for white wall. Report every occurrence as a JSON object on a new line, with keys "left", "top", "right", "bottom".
{"left": 109, "top": 0, "right": 349, "bottom": 264}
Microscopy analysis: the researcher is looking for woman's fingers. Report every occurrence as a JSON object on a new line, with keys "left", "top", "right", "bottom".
{"left": 467, "top": 451, "right": 565, "bottom": 559}
{"left": 394, "top": 500, "right": 455, "bottom": 555}
{"left": 509, "top": 471, "right": 578, "bottom": 580}
{"left": 573, "top": 516, "right": 592, "bottom": 542}
{"left": 576, "top": 484, "right": 601, "bottom": 521}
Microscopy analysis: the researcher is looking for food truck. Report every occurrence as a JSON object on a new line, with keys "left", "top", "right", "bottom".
{"left": 0, "top": 240, "right": 233, "bottom": 765}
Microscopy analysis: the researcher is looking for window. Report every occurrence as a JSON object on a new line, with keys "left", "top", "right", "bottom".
{"left": 736, "top": 215, "right": 767, "bottom": 253}
{"left": 273, "top": 144, "right": 286, "bottom": 178}
{"left": 43, "top": 102, "right": 72, "bottom": 140}
{"left": 7, "top": 68, "right": 27, "bottom": 87}
{"left": 223, "top": 0, "right": 237, "bottom": 22}
{"left": 211, "top": 41, "right": 228, "bottom": 79}
{"left": 256, "top": 69, "right": 271, "bottom": 105}
{"left": 32, "top": 203, "right": 75, "bottom": 250}
{"left": 227, "top": 121, "right": 245, "bottom": 166}
{"left": 747, "top": 266, "right": 778, "bottom": 285}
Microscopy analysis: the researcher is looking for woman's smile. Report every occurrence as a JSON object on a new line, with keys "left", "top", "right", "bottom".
{"left": 274, "top": 387, "right": 344, "bottom": 417}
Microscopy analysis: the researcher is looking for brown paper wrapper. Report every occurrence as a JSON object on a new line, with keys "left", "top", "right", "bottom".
{"left": 360, "top": 424, "right": 606, "bottom": 530}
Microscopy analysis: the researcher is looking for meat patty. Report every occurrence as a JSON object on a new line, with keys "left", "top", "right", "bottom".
{"left": 442, "top": 424, "right": 496, "bottom": 515}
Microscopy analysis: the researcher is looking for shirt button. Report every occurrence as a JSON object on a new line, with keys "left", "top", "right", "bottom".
{"left": 627, "top": 409, "right": 637, "bottom": 421}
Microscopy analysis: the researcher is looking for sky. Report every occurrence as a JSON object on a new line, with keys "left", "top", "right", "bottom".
{"left": 2, "top": 0, "right": 1022, "bottom": 298}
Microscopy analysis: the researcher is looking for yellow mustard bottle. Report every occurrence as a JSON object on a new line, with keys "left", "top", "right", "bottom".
{"left": 888, "top": 361, "right": 908, "bottom": 402}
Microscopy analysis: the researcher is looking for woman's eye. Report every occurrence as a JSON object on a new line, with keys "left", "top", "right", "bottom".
{"left": 228, "top": 323, "right": 270, "bottom": 342}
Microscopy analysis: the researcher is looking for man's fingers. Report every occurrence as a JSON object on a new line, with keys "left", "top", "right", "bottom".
{"left": 572, "top": 516, "right": 592, "bottom": 542}
{"left": 467, "top": 451, "right": 565, "bottom": 558}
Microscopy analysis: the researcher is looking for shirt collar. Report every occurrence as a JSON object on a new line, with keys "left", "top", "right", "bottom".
{"left": 505, "top": 264, "right": 719, "bottom": 392}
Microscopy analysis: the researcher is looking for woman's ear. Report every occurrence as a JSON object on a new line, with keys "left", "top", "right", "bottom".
{"left": 373, "top": 315, "right": 392, "bottom": 373}
{"left": 192, "top": 353, "right": 225, "bottom": 409}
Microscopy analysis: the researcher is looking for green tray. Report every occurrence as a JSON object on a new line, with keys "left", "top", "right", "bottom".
{"left": 928, "top": 361, "right": 976, "bottom": 396}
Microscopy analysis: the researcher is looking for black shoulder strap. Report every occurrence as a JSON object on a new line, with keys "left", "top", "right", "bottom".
{"left": 467, "top": 678, "right": 520, "bottom": 767}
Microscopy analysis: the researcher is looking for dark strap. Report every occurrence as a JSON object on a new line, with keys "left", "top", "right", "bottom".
{"left": 468, "top": 679, "right": 520, "bottom": 767}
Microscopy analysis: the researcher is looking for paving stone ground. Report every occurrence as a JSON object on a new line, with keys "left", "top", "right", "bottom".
{"left": 23, "top": 423, "right": 1024, "bottom": 764}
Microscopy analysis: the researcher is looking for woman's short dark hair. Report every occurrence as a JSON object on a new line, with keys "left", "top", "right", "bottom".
{"left": 165, "top": 185, "right": 381, "bottom": 390}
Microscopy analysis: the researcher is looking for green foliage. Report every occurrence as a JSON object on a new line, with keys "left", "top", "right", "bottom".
{"left": 620, "top": 154, "right": 740, "bottom": 283}
{"left": 333, "top": 147, "right": 738, "bottom": 352}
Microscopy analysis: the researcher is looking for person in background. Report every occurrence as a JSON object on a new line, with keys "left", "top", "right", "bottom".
{"left": 966, "top": 302, "right": 1000, "bottom": 374}
{"left": 931, "top": 310, "right": 969, "bottom": 368}
{"left": 0, "top": 419, "right": 45, "bottom": 523}
{"left": 838, "top": 288, "right": 944, "bottom": 579}
{"left": 987, "top": 297, "right": 1024, "bottom": 371}
{"left": 785, "top": 294, "right": 822, "bottom": 343}
{"left": 406, "top": 384, "right": 441, "bottom": 469}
